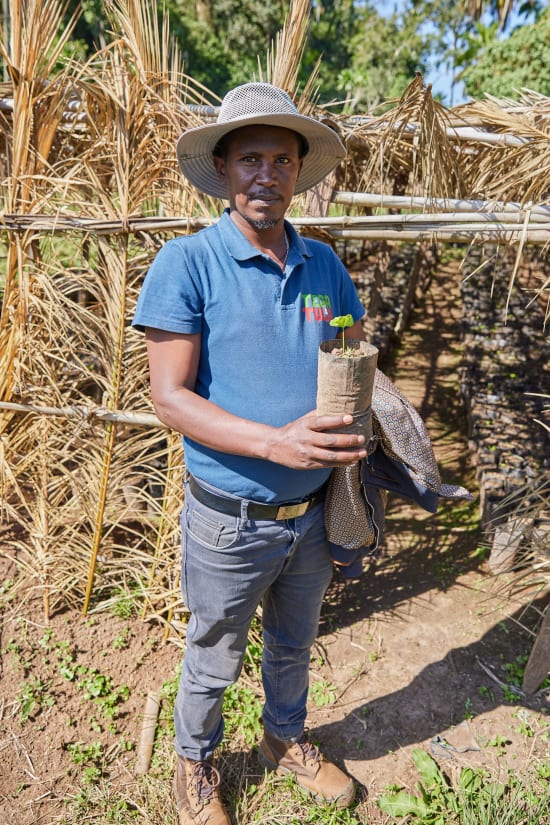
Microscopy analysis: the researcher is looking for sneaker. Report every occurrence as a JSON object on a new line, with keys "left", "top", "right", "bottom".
{"left": 173, "top": 756, "right": 231, "bottom": 825}
{"left": 258, "top": 728, "right": 355, "bottom": 808}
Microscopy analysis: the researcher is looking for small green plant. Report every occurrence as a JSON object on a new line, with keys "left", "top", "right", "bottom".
{"left": 478, "top": 685, "right": 494, "bottom": 701}
{"left": 310, "top": 678, "right": 337, "bottom": 707}
{"left": 109, "top": 588, "right": 139, "bottom": 619}
{"left": 222, "top": 682, "right": 262, "bottom": 746}
{"left": 486, "top": 734, "right": 509, "bottom": 756}
{"left": 329, "top": 314, "right": 354, "bottom": 352}
{"left": 378, "top": 749, "right": 506, "bottom": 823}
{"left": 112, "top": 626, "right": 133, "bottom": 651}
{"left": 378, "top": 750, "right": 549, "bottom": 825}
{"left": 17, "top": 675, "right": 55, "bottom": 722}
{"left": 0, "top": 578, "right": 14, "bottom": 607}
{"left": 513, "top": 709, "right": 537, "bottom": 738}
{"left": 66, "top": 741, "right": 105, "bottom": 786}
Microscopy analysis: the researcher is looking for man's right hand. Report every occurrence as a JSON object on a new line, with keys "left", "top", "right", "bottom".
{"left": 265, "top": 410, "right": 367, "bottom": 470}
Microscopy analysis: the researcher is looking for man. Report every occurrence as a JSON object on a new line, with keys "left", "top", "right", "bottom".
{"left": 133, "top": 82, "right": 367, "bottom": 825}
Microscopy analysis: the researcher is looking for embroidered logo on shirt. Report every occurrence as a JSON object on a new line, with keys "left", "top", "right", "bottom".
{"left": 302, "top": 293, "right": 333, "bottom": 321}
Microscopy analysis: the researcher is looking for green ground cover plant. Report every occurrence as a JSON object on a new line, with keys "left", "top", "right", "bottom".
{"left": 378, "top": 748, "right": 549, "bottom": 825}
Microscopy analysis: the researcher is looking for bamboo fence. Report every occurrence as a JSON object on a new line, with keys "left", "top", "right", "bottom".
{"left": 0, "top": 0, "right": 549, "bottom": 631}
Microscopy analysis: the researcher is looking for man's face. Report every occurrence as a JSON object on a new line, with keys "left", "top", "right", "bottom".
{"left": 213, "top": 124, "right": 304, "bottom": 231}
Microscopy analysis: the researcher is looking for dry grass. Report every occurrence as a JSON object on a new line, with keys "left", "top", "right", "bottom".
{"left": 0, "top": 0, "right": 549, "bottom": 625}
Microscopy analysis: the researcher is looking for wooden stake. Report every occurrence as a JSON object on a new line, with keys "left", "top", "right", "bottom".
{"left": 135, "top": 691, "right": 162, "bottom": 775}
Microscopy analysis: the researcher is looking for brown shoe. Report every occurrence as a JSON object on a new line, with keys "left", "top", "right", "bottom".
{"left": 258, "top": 729, "right": 355, "bottom": 808}
{"left": 173, "top": 756, "right": 231, "bottom": 825}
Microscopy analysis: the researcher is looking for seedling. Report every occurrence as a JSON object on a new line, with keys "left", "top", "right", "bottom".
{"left": 17, "top": 675, "right": 55, "bottom": 722}
{"left": 310, "top": 678, "right": 337, "bottom": 707}
{"left": 329, "top": 314, "right": 354, "bottom": 352}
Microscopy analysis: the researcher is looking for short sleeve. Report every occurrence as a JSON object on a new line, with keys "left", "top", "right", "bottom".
{"left": 132, "top": 238, "right": 204, "bottom": 334}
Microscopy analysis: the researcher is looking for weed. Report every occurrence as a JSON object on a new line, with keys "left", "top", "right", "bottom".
{"left": 471, "top": 544, "right": 489, "bottom": 561}
{"left": 67, "top": 740, "right": 104, "bottom": 765}
{"left": 78, "top": 668, "right": 130, "bottom": 723}
{"left": 0, "top": 577, "right": 14, "bottom": 607}
{"left": 112, "top": 626, "right": 134, "bottom": 650}
{"left": 502, "top": 685, "right": 522, "bottom": 704}
{"left": 477, "top": 685, "right": 494, "bottom": 701}
{"left": 17, "top": 675, "right": 55, "bottom": 722}
{"left": 59, "top": 660, "right": 130, "bottom": 731}
{"left": 502, "top": 655, "right": 550, "bottom": 692}
{"left": 66, "top": 741, "right": 105, "bottom": 786}
{"left": 245, "top": 772, "right": 363, "bottom": 824}
{"left": 378, "top": 749, "right": 548, "bottom": 825}
{"left": 514, "top": 708, "right": 536, "bottom": 738}
{"left": 486, "top": 734, "right": 509, "bottom": 755}
{"left": 223, "top": 682, "right": 262, "bottom": 746}
{"left": 310, "top": 678, "right": 337, "bottom": 707}
{"left": 109, "top": 587, "right": 140, "bottom": 619}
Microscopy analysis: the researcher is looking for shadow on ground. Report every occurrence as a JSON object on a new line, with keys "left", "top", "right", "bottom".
{"left": 315, "top": 596, "right": 549, "bottom": 764}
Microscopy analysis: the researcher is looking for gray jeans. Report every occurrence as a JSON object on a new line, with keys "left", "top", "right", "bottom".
{"left": 174, "top": 479, "right": 333, "bottom": 760}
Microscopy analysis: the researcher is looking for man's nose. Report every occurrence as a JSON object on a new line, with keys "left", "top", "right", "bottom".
{"left": 256, "top": 161, "right": 277, "bottom": 184}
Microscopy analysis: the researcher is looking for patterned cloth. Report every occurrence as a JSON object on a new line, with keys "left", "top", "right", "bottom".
{"left": 325, "top": 370, "right": 472, "bottom": 558}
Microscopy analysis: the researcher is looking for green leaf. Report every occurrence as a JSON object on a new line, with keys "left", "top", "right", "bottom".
{"left": 412, "top": 748, "right": 447, "bottom": 787}
{"left": 329, "top": 313, "right": 354, "bottom": 330}
{"left": 377, "top": 790, "right": 431, "bottom": 817}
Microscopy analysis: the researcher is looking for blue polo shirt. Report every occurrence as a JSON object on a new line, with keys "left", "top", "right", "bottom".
{"left": 133, "top": 210, "right": 365, "bottom": 503}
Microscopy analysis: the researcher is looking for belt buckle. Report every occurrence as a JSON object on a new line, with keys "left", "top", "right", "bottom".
{"left": 275, "top": 500, "right": 310, "bottom": 520}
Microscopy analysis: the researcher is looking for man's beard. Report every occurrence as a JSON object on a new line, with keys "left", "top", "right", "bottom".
{"left": 238, "top": 211, "right": 280, "bottom": 231}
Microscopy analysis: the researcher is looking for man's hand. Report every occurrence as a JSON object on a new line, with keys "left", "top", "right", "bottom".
{"left": 265, "top": 410, "right": 367, "bottom": 469}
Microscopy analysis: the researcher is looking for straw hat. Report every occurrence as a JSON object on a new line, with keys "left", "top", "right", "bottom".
{"left": 176, "top": 82, "right": 346, "bottom": 199}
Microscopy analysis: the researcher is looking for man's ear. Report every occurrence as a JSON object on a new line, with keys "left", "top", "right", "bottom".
{"left": 213, "top": 156, "right": 225, "bottom": 180}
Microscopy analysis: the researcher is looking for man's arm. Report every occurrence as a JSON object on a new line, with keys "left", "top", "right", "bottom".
{"left": 145, "top": 327, "right": 368, "bottom": 471}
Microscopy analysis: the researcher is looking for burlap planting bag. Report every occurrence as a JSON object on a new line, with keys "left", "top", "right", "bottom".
{"left": 317, "top": 339, "right": 379, "bottom": 550}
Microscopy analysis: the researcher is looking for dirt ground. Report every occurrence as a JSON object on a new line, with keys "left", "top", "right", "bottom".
{"left": 1, "top": 260, "right": 548, "bottom": 824}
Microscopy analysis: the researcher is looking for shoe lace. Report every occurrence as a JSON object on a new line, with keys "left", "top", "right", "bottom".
{"left": 296, "top": 736, "right": 321, "bottom": 766}
{"left": 189, "top": 760, "right": 221, "bottom": 803}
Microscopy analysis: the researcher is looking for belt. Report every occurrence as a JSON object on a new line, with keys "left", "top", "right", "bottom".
{"left": 188, "top": 476, "right": 326, "bottom": 521}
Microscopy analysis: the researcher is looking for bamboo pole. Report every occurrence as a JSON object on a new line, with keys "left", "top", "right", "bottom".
{"left": 332, "top": 192, "right": 550, "bottom": 219}
{"left": 0, "top": 96, "right": 533, "bottom": 147}
{"left": 326, "top": 228, "right": 550, "bottom": 243}
{"left": 0, "top": 400, "right": 164, "bottom": 427}
{"left": 0, "top": 211, "right": 549, "bottom": 238}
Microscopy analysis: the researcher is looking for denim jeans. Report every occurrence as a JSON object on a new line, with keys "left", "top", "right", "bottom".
{"left": 174, "top": 479, "right": 334, "bottom": 761}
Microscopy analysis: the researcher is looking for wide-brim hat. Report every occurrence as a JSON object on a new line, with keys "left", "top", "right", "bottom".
{"left": 176, "top": 82, "right": 347, "bottom": 199}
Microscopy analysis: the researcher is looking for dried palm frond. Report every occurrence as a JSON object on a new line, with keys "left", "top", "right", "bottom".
{"left": 261, "top": 0, "right": 316, "bottom": 106}
{"left": 342, "top": 74, "right": 464, "bottom": 201}
{"left": 0, "top": 0, "right": 195, "bottom": 621}
{"left": 0, "top": 0, "right": 82, "bottom": 405}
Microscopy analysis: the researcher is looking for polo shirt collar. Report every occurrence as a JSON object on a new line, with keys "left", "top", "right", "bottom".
{"left": 218, "top": 209, "right": 312, "bottom": 264}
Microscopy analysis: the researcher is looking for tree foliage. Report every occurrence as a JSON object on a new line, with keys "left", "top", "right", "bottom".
{"left": 461, "top": 7, "right": 550, "bottom": 98}
{"left": 337, "top": 3, "right": 426, "bottom": 109}
{"left": 55, "top": 0, "right": 548, "bottom": 104}
{"left": 164, "top": 0, "right": 286, "bottom": 91}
